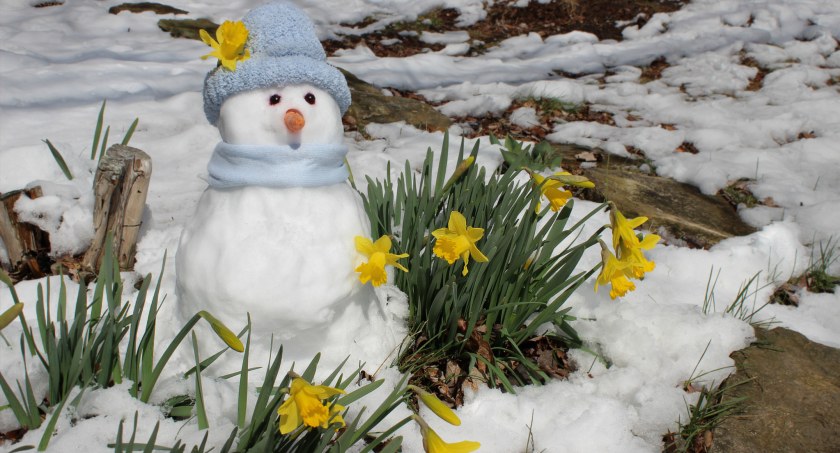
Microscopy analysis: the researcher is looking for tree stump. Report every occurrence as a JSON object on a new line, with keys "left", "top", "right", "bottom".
{"left": 0, "top": 186, "right": 51, "bottom": 278}
{"left": 82, "top": 144, "right": 152, "bottom": 273}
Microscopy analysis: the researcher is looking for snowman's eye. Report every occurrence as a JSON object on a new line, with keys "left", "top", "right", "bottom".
{"left": 304, "top": 93, "right": 316, "bottom": 105}
{"left": 269, "top": 94, "right": 281, "bottom": 105}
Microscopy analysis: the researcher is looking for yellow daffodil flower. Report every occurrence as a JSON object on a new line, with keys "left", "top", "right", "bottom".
{"left": 278, "top": 378, "right": 345, "bottom": 434}
{"left": 355, "top": 235, "right": 409, "bottom": 286}
{"left": 617, "top": 239, "right": 658, "bottom": 279}
{"left": 432, "top": 211, "right": 488, "bottom": 276}
{"left": 413, "top": 414, "right": 479, "bottom": 453}
{"left": 607, "top": 203, "right": 660, "bottom": 280}
{"left": 595, "top": 248, "right": 638, "bottom": 300}
{"left": 609, "top": 203, "right": 650, "bottom": 252}
{"left": 200, "top": 21, "right": 251, "bottom": 71}
{"left": 421, "top": 425, "right": 481, "bottom": 453}
{"left": 532, "top": 172, "right": 573, "bottom": 213}
{"left": 408, "top": 385, "right": 461, "bottom": 426}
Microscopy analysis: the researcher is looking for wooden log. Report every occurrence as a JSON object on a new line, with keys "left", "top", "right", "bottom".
{"left": 0, "top": 187, "right": 51, "bottom": 277}
{"left": 0, "top": 193, "right": 24, "bottom": 270}
{"left": 82, "top": 144, "right": 152, "bottom": 272}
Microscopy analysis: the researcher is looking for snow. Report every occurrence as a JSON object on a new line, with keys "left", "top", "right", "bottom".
{"left": 1, "top": 0, "right": 840, "bottom": 452}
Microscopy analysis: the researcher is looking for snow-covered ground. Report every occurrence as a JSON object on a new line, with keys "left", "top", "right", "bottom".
{"left": 1, "top": 0, "right": 839, "bottom": 451}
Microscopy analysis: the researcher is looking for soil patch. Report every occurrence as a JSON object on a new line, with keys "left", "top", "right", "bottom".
{"left": 453, "top": 98, "right": 616, "bottom": 143}
{"left": 325, "top": 0, "right": 686, "bottom": 58}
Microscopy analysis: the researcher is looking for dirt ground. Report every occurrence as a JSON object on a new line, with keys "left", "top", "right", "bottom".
{"left": 324, "top": 0, "right": 686, "bottom": 57}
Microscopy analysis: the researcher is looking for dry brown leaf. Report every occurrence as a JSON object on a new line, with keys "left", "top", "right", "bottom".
{"left": 575, "top": 151, "right": 599, "bottom": 162}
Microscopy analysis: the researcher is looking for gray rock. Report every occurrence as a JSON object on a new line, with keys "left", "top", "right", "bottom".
{"left": 158, "top": 18, "right": 217, "bottom": 41}
{"left": 110, "top": 3, "right": 188, "bottom": 16}
{"left": 713, "top": 327, "right": 840, "bottom": 453}
{"left": 341, "top": 69, "right": 451, "bottom": 133}
{"left": 552, "top": 145, "right": 755, "bottom": 247}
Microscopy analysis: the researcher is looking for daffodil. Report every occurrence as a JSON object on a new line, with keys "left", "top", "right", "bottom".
{"left": 412, "top": 414, "right": 479, "bottom": 453}
{"left": 354, "top": 235, "right": 409, "bottom": 286}
{"left": 617, "top": 241, "right": 657, "bottom": 279}
{"left": 278, "top": 378, "right": 345, "bottom": 434}
{"left": 595, "top": 247, "right": 638, "bottom": 300}
{"left": 200, "top": 20, "right": 251, "bottom": 71}
{"left": 532, "top": 172, "right": 573, "bottom": 213}
{"left": 608, "top": 203, "right": 660, "bottom": 280}
{"left": 422, "top": 428, "right": 481, "bottom": 453}
{"left": 609, "top": 203, "right": 650, "bottom": 252}
{"left": 432, "top": 211, "right": 488, "bottom": 276}
{"left": 408, "top": 385, "right": 461, "bottom": 426}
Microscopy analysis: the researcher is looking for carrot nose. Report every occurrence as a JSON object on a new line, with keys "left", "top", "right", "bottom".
{"left": 284, "top": 109, "right": 305, "bottom": 133}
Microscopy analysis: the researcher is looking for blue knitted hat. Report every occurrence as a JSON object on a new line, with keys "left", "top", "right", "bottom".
{"left": 202, "top": 2, "right": 351, "bottom": 125}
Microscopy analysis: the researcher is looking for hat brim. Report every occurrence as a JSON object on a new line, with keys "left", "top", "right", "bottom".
{"left": 203, "top": 55, "right": 352, "bottom": 125}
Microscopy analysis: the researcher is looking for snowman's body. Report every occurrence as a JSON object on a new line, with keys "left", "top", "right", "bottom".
{"left": 176, "top": 85, "right": 379, "bottom": 363}
{"left": 176, "top": 183, "right": 370, "bottom": 333}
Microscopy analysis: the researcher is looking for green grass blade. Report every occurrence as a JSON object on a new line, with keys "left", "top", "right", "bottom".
{"left": 139, "top": 252, "right": 166, "bottom": 396}
{"left": 42, "top": 139, "right": 73, "bottom": 180}
{"left": 191, "top": 331, "right": 209, "bottom": 430}
{"left": 0, "top": 370, "right": 32, "bottom": 429}
{"left": 113, "top": 416, "right": 125, "bottom": 453}
{"left": 121, "top": 118, "right": 139, "bottom": 146}
{"left": 142, "top": 421, "right": 159, "bottom": 453}
{"left": 38, "top": 389, "right": 75, "bottom": 451}
{"left": 336, "top": 378, "right": 383, "bottom": 407}
{"left": 91, "top": 100, "right": 106, "bottom": 160}
{"left": 98, "top": 125, "right": 111, "bottom": 161}
{"left": 358, "top": 417, "right": 410, "bottom": 453}
{"left": 140, "top": 313, "right": 201, "bottom": 402}
{"left": 238, "top": 315, "right": 251, "bottom": 428}
{"left": 301, "top": 353, "right": 320, "bottom": 382}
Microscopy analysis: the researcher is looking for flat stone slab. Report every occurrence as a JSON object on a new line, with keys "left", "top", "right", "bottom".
{"left": 341, "top": 69, "right": 451, "bottom": 133}
{"left": 552, "top": 145, "right": 755, "bottom": 247}
{"left": 713, "top": 327, "right": 840, "bottom": 453}
{"left": 586, "top": 166, "right": 755, "bottom": 247}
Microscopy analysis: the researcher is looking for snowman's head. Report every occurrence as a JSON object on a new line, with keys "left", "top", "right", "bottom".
{"left": 201, "top": 3, "right": 351, "bottom": 129}
{"left": 218, "top": 85, "right": 342, "bottom": 146}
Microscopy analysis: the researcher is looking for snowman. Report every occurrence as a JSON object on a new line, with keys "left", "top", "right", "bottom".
{"left": 176, "top": 2, "right": 382, "bottom": 366}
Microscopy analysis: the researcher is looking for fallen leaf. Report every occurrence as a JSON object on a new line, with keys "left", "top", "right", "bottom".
{"left": 575, "top": 151, "right": 598, "bottom": 162}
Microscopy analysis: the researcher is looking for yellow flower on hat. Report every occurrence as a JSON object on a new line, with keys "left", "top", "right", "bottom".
{"left": 200, "top": 20, "right": 251, "bottom": 71}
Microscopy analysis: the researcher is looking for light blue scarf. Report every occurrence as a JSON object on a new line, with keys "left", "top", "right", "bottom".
{"left": 207, "top": 141, "right": 349, "bottom": 189}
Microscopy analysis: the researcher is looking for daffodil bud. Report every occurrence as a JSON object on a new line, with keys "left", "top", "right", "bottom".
{"left": 412, "top": 413, "right": 480, "bottom": 453}
{"left": 408, "top": 385, "right": 461, "bottom": 426}
{"left": 197, "top": 310, "right": 244, "bottom": 352}
{"left": 441, "top": 156, "right": 475, "bottom": 193}
{"left": 0, "top": 303, "right": 23, "bottom": 331}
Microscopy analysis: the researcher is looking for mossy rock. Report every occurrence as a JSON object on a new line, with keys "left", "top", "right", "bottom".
{"left": 713, "top": 328, "right": 840, "bottom": 453}
{"left": 551, "top": 145, "right": 755, "bottom": 248}
{"left": 341, "top": 69, "right": 451, "bottom": 133}
{"left": 110, "top": 2, "right": 188, "bottom": 15}
{"left": 158, "top": 18, "right": 217, "bottom": 40}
